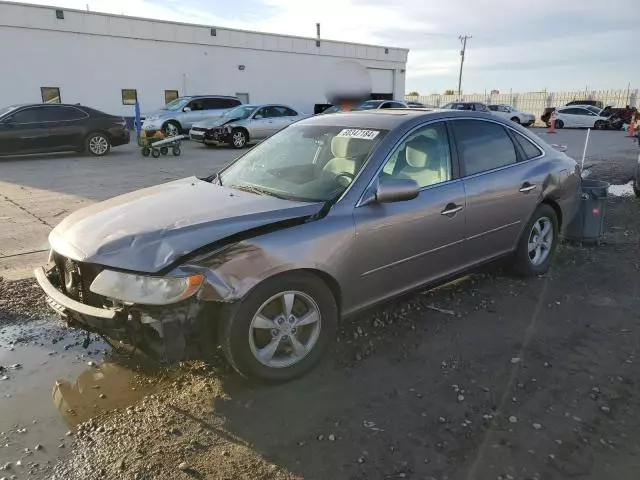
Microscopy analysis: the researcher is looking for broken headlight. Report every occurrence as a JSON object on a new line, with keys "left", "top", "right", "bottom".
{"left": 89, "top": 270, "right": 204, "bottom": 305}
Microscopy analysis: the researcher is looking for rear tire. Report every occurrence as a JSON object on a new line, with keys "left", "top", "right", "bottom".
{"left": 218, "top": 272, "right": 338, "bottom": 383}
{"left": 151, "top": 149, "right": 161, "bottom": 158}
{"left": 141, "top": 147, "right": 151, "bottom": 157}
{"left": 86, "top": 133, "right": 111, "bottom": 156}
{"left": 172, "top": 146, "right": 181, "bottom": 156}
{"left": 513, "top": 204, "right": 559, "bottom": 277}
{"left": 160, "top": 146, "right": 169, "bottom": 155}
{"left": 555, "top": 119, "right": 564, "bottom": 129}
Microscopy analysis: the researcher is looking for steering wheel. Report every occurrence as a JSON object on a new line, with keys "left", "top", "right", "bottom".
{"left": 335, "top": 172, "right": 355, "bottom": 186}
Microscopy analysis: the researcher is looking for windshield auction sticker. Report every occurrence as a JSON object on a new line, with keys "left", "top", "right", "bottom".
{"left": 336, "top": 129, "right": 380, "bottom": 140}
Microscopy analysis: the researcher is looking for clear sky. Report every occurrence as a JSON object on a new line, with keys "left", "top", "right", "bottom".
{"left": 15, "top": 0, "right": 640, "bottom": 94}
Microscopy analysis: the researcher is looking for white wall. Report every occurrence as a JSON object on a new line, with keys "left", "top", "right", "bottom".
{"left": 0, "top": 2, "right": 407, "bottom": 116}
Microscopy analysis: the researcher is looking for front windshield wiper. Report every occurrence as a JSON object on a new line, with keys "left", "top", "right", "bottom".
{"left": 231, "top": 183, "right": 289, "bottom": 200}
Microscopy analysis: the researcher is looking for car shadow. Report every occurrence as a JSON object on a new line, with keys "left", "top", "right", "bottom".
{"left": 162, "top": 270, "right": 545, "bottom": 480}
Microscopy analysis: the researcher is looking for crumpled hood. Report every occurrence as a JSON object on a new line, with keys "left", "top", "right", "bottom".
{"left": 49, "top": 177, "right": 323, "bottom": 273}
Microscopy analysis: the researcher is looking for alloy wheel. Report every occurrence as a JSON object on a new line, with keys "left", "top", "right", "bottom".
{"left": 89, "top": 135, "right": 109, "bottom": 155}
{"left": 232, "top": 131, "right": 246, "bottom": 148}
{"left": 528, "top": 217, "right": 554, "bottom": 266}
{"left": 248, "top": 290, "right": 322, "bottom": 369}
{"left": 165, "top": 123, "right": 179, "bottom": 136}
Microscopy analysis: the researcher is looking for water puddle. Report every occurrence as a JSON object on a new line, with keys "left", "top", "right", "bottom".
{"left": 53, "top": 361, "right": 157, "bottom": 427}
{"left": 0, "top": 317, "right": 155, "bottom": 475}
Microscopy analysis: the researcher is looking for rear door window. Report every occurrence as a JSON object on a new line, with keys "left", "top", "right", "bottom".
{"left": 273, "top": 106, "right": 298, "bottom": 116}
{"left": 452, "top": 119, "right": 518, "bottom": 176}
{"left": 202, "top": 97, "right": 240, "bottom": 110}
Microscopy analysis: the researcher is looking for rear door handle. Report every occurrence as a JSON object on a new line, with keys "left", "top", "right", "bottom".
{"left": 519, "top": 182, "right": 537, "bottom": 193}
{"left": 441, "top": 203, "right": 464, "bottom": 216}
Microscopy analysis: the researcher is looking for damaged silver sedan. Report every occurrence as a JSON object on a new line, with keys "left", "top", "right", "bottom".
{"left": 35, "top": 109, "right": 581, "bottom": 382}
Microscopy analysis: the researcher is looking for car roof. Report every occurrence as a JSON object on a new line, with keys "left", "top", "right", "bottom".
{"left": 297, "top": 108, "right": 497, "bottom": 130}
{"left": 189, "top": 95, "right": 239, "bottom": 99}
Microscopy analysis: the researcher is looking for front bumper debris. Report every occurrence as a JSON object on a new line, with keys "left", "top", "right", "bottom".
{"left": 34, "top": 265, "right": 214, "bottom": 362}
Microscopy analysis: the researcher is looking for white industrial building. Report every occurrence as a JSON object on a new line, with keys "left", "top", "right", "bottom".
{"left": 0, "top": 1, "right": 408, "bottom": 118}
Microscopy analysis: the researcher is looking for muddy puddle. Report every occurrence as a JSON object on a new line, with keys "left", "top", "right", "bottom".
{"left": 0, "top": 317, "right": 155, "bottom": 477}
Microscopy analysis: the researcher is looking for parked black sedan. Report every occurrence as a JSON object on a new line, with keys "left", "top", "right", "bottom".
{"left": 0, "top": 104, "right": 130, "bottom": 157}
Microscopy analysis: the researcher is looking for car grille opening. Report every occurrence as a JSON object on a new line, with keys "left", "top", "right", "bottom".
{"left": 52, "top": 252, "right": 104, "bottom": 307}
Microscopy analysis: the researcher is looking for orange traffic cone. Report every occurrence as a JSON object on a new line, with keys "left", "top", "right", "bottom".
{"left": 627, "top": 113, "right": 637, "bottom": 137}
{"left": 547, "top": 110, "right": 557, "bottom": 134}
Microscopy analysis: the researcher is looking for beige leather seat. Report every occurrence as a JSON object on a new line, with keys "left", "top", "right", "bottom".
{"left": 322, "top": 136, "right": 372, "bottom": 178}
{"left": 399, "top": 135, "right": 450, "bottom": 187}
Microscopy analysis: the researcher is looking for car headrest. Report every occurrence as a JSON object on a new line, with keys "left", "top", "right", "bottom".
{"left": 331, "top": 136, "right": 371, "bottom": 158}
{"left": 406, "top": 136, "right": 439, "bottom": 168}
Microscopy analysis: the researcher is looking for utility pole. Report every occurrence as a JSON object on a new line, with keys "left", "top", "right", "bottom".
{"left": 457, "top": 35, "right": 472, "bottom": 96}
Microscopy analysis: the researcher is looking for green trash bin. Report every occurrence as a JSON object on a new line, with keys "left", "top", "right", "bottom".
{"left": 564, "top": 179, "right": 609, "bottom": 242}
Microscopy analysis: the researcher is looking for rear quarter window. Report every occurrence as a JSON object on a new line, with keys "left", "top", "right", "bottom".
{"left": 513, "top": 133, "right": 543, "bottom": 160}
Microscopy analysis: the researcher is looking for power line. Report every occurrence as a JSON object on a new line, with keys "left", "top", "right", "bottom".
{"left": 457, "top": 34, "right": 472, "bottom": 96}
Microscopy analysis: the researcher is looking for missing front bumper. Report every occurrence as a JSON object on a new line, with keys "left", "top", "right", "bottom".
{"left": 34, "top": 266, "right": 215, "bottom": 362}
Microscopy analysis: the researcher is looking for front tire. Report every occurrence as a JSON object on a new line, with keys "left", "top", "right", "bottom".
{"left": 86, "top": 133, "right": 111, "bottom": 156}
{"left": 513, "top": 204, "right": 559, "bottom": 276}
{"left": 230, "top": 129, "right": 248, "bottom": 149}
{"left": 163, "top": 121, "right": 181, "bottom": 137}
{"left": 510, "top": 116, "right": 521, "bottom": 124}
{"left": 218, "top": 272, "right": 338, "bottom": 382}
{"left": 594, "top": 120, "right": 607, "bottom": 130}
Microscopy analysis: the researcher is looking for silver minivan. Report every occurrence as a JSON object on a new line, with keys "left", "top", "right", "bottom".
{"left": 141, "top": 95, "right": 241, "bottom": 136}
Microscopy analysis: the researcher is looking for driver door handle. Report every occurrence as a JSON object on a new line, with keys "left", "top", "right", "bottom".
{"left": 441, "top": 203, "right": 464, "bottom": 216}
{"left": 519, "top": 182, "right": 537, "bottom": 193}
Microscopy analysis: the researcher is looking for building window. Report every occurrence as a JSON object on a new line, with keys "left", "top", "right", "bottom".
{"left": 121, "top": 89, "right": 138, "bottom": 105}
{"left": 55, "top": 9, "right": 64, "bottom": 19}
{"left": 165, "top": 90, "right": 179, "bottom": 104}
{"left": 41, "top": 87, "right": 61, "bottom": 104}
{"left": 210, "top": 28, "right": 217, "bottom": 36}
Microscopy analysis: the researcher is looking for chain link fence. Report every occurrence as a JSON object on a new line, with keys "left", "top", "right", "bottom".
{"left": 405, "top": 89, "right": 638, "bottom": 120}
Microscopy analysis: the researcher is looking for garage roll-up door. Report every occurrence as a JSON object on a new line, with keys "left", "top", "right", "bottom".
{"left": 368, "top": 68, "right": 394, "bottom": 94}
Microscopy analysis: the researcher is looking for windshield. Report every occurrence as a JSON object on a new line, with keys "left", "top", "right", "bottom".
{"left": 321, "top": 105, "right": 342, "bottom": 114}
{"left": 164, "top": 97, "right": 190, "bottom": 111}
{"left": 354, "top": 101, "right": 381, "bottom": 111}
{"left": 219, "top": 123, "right": 387, "bottom": 202}
{"left": 0, "top": 105, "right": 20, "bottom": 119}
{"left": 223, "top": 105, "right": 257, "bottom": 119}
{"left": 585, "top": 105, "right": 602, "bottom": 115}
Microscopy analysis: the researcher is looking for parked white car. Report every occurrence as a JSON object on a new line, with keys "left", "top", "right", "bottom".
{"left": 552, "top": 106, "right": 611, "bottom": 129}
{"left": 488, "top": 104, "right": 535, "bottom": 126}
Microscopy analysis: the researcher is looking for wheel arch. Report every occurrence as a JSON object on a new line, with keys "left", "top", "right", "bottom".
{"left": 232, "top": 126, "right": 251, "bottom": 141}
{"left": 540, "top": 197, "right": 563, "bottom": 229}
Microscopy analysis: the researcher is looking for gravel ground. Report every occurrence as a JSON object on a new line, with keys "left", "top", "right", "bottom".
{"left": 23, "top": 197, "right": 638, "bottom": 480}
{"left": 0, "top": 276, "right": 48, "bottom": 324}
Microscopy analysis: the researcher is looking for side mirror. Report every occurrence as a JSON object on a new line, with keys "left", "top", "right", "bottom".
{"left": 183, "top": 107, "right": 192, "bottom": 112}
{"left": 375, "top": 178, "right": 420, "bottom": 203}
{"left": 254, "top": 114, "right": 263, "bottom": 120}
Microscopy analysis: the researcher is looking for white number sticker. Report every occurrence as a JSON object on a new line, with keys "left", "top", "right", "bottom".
{"left": 336, "top": 129, "right": 380, "bottom": 140}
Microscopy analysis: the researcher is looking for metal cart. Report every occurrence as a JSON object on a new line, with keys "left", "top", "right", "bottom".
{"left": 138, "top": 134, "right": 187, "bottom": 158}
